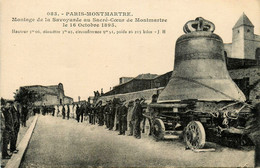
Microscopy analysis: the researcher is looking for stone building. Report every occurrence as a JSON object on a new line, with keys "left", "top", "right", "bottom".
{"left": 229, "top": 67, "right": 260, "bottom": 105}
{"left": 224, "top": 13, "right": 260, "bottom": 60}
{"left": 21, "top": 83, "right": 73, "bottom": 106}
{"left": 223, "top": 13, "right": 260, "bottom": 105}
{"left": 104, "top": 73, "right": 158, "bottom": 96}
{"left": 119, "top": 77, "right": 134, "bottom": 85}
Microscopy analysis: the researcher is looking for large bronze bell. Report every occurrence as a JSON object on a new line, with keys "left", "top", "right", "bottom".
{"left": 158, "top": 17, "right": 246, "bottom": 103}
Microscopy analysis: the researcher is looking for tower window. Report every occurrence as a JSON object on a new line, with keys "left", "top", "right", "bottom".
{"left": 237, "top": 30, "right": 239, "bottom": 33}
{"left": 247, "top": 29, "right": 250, "bottom": 32}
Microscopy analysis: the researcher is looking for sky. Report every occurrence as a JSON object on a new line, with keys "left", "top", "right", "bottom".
{"left": 1, "top": 0, "right": 260, "bottom": 101}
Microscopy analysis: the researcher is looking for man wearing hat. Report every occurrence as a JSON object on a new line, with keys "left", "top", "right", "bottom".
{"left": 127, "top": 101, "right": 135, "bottom": 136}
{"left": 97, "top": 102, "right": 104, "bottom": 126}
{"left": 118, "top": 101, "right": 128, "bottom": 135}
{"left": 133, "top": 98, "right": 144, "bottom": 139}
{"left": 1, "top": 100, "right": 14, "bottom": 159}
{"left": 104, "top": 101, "right": 112, "bottom": 128}
{"left": 10, "top": 101, "right": 20, "bottom": 153}
{"left": 67, "top": 104, "right": 70, "bottom": 120}
{"left": 62, "top": 105, "right": 65, "bottom": 119}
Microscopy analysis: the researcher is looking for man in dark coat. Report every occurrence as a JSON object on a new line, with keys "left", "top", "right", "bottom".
{"left": 88, "top": 105, "right": 92, "bottom": 124}
{"left": 21, "top": 104, "right": 28, "bottom": 127}
{"left": 42, "top": 104, "right": 46, "bottom": 116}
{"left": 109, "top": 102, "right": 116, "bottom": 130}
{"left": 1, "top": 101, "right": 14, "bottom": 159}
{"left": 96, "top": 101, "right": 104, "bottom": 126}
{"left": 104, "top": 103, "right": 111, "bottom": 128}
{"left": 67, "top": 104, "right": 70, "bottom": 120}
{"left": 118, "top": 103, "right": 128, "bottom": 135}
{"left": 133, "top": 99, "right": 143, "bottom": 139}
{"left": 52, "top": 106, "right": 55, "bottom": 116}
{"left": 62, "top": 105, "right": 65, "bottom": 119}
{"left": 80, "top": 104, "right": 85, "bottom": 123}
{"left": 10, "top": 102, "right": 20, "bottom": 153}
{"left": 56, "top": 105, "right": 60, "bottom": 117}
{"left": 127, "top": 101, "right": 135, "bottom": 136}
{"left": 33, "top": 107, "right": 37, "bottom": 116}
{"left": 1, "top": 107, "right": 13, "bottom": 159}
{"left": 76, "top": 104, "right": 80, "bottom": 122}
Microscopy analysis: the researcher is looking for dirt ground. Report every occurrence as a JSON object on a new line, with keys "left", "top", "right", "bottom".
{"left": 19, "top": 115, "right": 255, "bottom": 167}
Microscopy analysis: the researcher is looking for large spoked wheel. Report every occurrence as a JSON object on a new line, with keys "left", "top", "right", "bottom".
{"left": 152, "top": 118, "right": 165, "bottom": 141}
{"left": 184, "top": 121, "right": 206, "bottom": 149}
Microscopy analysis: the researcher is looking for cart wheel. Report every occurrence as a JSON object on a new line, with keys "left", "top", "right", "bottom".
{"left": 184, "top": 121, "right": 206, "bottom": 149}
{"left": 152, "top": 118, "right": 165, "bottom": 141}
{"left": 144, "top": 118, "right": 151, "bottom": 136}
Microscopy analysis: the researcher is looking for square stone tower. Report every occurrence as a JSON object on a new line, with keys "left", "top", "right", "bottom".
{"left": 231, "top": 13, "right": 255, "bottom": 59}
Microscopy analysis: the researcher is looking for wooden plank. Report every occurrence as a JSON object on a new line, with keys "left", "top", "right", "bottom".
{"left": 149, "top": 103, "right": 188, "bottom": 108}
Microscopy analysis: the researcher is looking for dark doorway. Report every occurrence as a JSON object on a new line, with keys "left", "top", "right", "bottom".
{"left": 233, "top": 78, "right": 250, "bottom": 100}
{"left": 256, "top": 48, "right": 260, "bottom": 60}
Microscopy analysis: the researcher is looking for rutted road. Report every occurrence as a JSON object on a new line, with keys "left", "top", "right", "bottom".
{"left": 20, "top": 115, "right": 254, "bottom": 167}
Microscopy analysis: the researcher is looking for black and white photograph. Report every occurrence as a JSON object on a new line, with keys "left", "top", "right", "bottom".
{"left": 1, "top": 0, "right": 260, "bottom": 167}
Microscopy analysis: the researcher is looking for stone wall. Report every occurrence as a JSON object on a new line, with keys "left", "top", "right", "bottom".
{"left": 64, "top": 97, "right": 73, "bottom": 104}
{"left": 24, "top": 85, "right": 58, "bottom": 95}
{"left": 114, "top": 79, "right": 152, "bottom": 94}
{"left": 22, "top": 83, "right": 73, "bottom": 106}
{"left": 98, "top": 87, "right": 164, "bottom": 104}
{"left": 151, "top": 71, "right": 172, "bottom": 88}
{"left": 33, "top": 94, "right": 58, "bottom": 106}
{"left": 229, "top": 67, "right": 260, "bottom": 105}
{"left": 224, "top": 43, "right": 232, "bottom": 58}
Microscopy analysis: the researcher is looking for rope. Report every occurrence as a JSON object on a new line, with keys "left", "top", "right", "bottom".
{"left": 174, "top": 76, "right": 244, "bottom": 102}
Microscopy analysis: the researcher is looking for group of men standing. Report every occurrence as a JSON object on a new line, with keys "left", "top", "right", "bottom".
{"left": 47, "top": 103, "right": 86, "bottom": 122}
{"left": 95, "top": 98, "right": 145, "bottom": 139}
{"left": 1, "top": 99, "right": 29, "bottom": 159}
{"left": 43, "top": 97, "right": 149, "bottom": 140}
{"left": 62, "top": 104, "right": 71, "bottom": 120}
